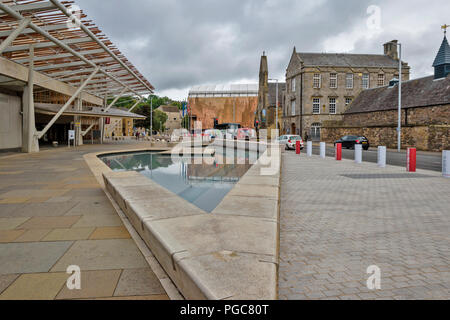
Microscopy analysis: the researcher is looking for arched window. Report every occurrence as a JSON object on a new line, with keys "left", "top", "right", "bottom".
{"left": 311, "top": 123, "right": 322, "bottom": 141}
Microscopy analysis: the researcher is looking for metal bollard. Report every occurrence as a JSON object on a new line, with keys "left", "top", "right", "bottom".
{"left": 355, "top": 144, "right": 362, "bottom": 164}
{"left": 307, "top": 141, "right": 313, "bottom": 157}
{"left": 335, "top": 143, "right": 342, "bottom": 161}
{"left": 407, "top": 148, "right": 417, "bottom": 172}
{"left": 377, "top": 146, "right": 386, "bottom": 168}
{"left": 443, "top": 150, "right": 450, "bottom": 178}
{"left": 320, "top": 142, "right": 326, "bottom": 159}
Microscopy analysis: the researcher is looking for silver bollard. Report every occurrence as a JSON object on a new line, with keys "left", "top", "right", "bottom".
{"left": 443, "top": 150, "right": 450, "bottom": 178}
{"left": 320, "top": 142, "right": 326, "bottom": 159}
{"left": 378, "top": 146, "right": 387, "bottom": 168}
{"left": 307, "top": 141, "right": 313, "bottom": 157}
{"left": 355, "top": 144, "right": 362, "bottom": 164}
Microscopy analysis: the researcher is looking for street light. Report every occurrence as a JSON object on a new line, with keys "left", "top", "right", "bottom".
{"left": 268, "top": 79, "right": 279, "bottom": 131}
{"left": 386, "top": 41, "right": 402, "bottom": 152}
{"left": 150, "top": 96, "right": 153, "bottom": 140}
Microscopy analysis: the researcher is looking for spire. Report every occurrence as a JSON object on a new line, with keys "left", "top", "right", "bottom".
{"left": 433, "top": 25, "right": 450, "bottom": 79}
{"left": 432, "top": 32, "right": 450, "bottom": 67}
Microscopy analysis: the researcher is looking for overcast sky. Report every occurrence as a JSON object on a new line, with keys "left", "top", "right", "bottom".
{"left": 76, "top": 0, "right": 450, "bottom": 100}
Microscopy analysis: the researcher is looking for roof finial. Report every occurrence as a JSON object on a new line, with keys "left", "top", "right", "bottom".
{"left": 442, "top": 24, "right": 449, "bottom": 35}
{"left": 263, "top": 51, "right": 266, "bottom": 56}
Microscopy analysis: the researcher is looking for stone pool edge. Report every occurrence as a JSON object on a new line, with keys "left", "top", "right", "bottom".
{"left": 84, "top": 146, "right": 281, "bottom": 300}
{"left": 83, "top": 147, "right": 184, "bottom": 300}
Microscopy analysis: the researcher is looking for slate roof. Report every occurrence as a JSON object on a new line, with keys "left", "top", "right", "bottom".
{"left": 344, "top": 75, "right": 450, "bottom": 114}
{"left": 268, "top": 82, "right": 286, "bottom": 106}
{"left": 158, "top": 105, "right": 180, "bottom": 113}
{"left": 433, "top": 36, "right": 450, "bottom": 67}
{"left": 297, "top": 52, "right": 403, "bottom": 68}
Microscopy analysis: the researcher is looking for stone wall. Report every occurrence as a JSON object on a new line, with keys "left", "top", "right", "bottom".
{"left": 321, "top": 104, "right": 450, "bottom": 151}
{"left": 342, "top": 104, "right": 450, "bottom": 127}
{"left": 321, "top": 124, "right": 450, "bottom": 152}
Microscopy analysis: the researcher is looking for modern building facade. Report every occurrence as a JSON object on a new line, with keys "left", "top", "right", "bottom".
{"left": 188, "top": 84, "right": 258, "bottom": 130}
{"left": 321, "top": 33, "right": 450, "bottom": 152}
{"left": 0, "top": 0, "right": 153, "bottom": 152}
{"left": 283, "top": 41, "right": 410, "bottom": 140}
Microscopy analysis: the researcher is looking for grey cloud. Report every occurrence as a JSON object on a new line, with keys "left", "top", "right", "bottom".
{"left": 75, "top": 0, "right": 448, "bottom": 98}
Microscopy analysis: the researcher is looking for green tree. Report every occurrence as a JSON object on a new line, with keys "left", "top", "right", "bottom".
{"left": 152, "top": 109, "right": 168, "bottom": 132}
{"left": 107, "top": 94, "right": 184, "bottom": 131}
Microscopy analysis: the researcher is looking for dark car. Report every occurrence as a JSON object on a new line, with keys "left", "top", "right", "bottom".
{"left": 335, "top": 135, "right": 370, "bottom": 150}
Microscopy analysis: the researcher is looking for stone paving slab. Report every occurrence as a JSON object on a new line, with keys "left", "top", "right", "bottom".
{"left": 0, "top": 272, "right": 68, "bottom": 300}
{"left": 56, "top": 269, "right": 122, "bottom": 300}
{"left": 0, "top": 242, "right": 73, "bottom": 275}
{"left": 0, "top": 143, "right": 171, "bottom": 300}
{"left": 279, "top": 152, "right": 450, "bottom": 300}
{"left": 51, "top": 239, "right": 148, "bottom": 272}
{"left": 114, "top": 268, "right": 166, "bottom": 297}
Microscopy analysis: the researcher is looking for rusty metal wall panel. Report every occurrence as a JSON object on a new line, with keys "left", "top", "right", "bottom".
{"left": 188, "top": 97, "right": 258, "bottom": 129}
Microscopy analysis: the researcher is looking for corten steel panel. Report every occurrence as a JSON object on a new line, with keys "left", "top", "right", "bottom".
{"left": 188, "top": 97, "right": 258, "bottom": 129}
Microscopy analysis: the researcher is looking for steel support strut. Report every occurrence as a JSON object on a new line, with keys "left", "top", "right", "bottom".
{"left": 104, "top": 88, "right": 127, "bottom": 112}
{"left": 37, "top": 67, "right": 100, "bottom": 139}
{"left": 0, "top": 18, "right": 31, "bottom": 54}
{"left": 0, "top": 2, "right": 144, "bottom": 99}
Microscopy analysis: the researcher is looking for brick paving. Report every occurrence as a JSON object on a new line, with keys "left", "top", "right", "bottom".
{"left": 278, "top": 152, "right": 450, "bottom": 300}
{"left": 0, "top": 142, "right": 170, "bottom": 300}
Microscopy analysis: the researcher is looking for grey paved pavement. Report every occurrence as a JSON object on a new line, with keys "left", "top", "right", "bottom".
{"left": 279, "top": 152, "right": 450, "bottom": 300}
{"left": 306, "top": 145, "right": 443, "bottom": 172}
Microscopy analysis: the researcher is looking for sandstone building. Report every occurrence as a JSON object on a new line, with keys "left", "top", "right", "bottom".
{"left": 321, "top": 34, "right": 450, "bottom": 152}
{"left": 283, "top": 41, "right": 410, "bottom": 140}
{"left": 157, "top": 105, "right": 182, "bottom": 134}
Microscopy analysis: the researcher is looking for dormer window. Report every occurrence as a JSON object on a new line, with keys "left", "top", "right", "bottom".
{"left": 377, "top": 74, "right": 385, "bottom": 87}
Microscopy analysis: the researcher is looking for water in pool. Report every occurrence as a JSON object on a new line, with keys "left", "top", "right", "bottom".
{"left": 100, "top": 148, "right": 259, "bottom": 212}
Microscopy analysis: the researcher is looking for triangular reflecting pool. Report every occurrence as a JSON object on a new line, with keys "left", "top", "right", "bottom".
{"left": 100, "top": 147, "right": 261, "bottom": 212}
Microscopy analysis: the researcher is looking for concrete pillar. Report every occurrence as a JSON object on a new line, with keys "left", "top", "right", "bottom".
{"left": 443, "top": 151, "right": 450, "bottom": 178}
{"left": 74, "top": 98, "right": 83, "bottom": 146}
{"left": 320, "top": 142, "right": 326, "bottom": 159}
{"left": 307, "top": 141, "right": 312, "bottom": 157}
{"left": 22, "top": 45, "right": 39, "bottom": 153}
{"left": 355, "top": 144, "right": 363, "bottom": 164}
{"left": 378, "top": 146, "right": 387, "bottom": 168}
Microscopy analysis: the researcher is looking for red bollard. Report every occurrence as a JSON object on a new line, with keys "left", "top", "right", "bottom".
{"left": 336, "top": 143, "right": 342, "bottom": 161}
{"left": 407, "top": 148, "right": 417, "bottom": 172}
{"left": 296, "top": 140, "right": 301, "bottom": 154}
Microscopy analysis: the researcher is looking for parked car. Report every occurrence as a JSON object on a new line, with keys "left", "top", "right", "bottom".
{"left": 204, "top": 129, "right": 223, "bottom": 139}
{"left": 278, "top": 135, "right": 300, "bottom": 146}
{"left": 285, "top": 136, "right": 304, "bottom": 150}
{"left": 335, "top": 135, "right": 370, "bottom": 150}
{"left": 236, "top": 128, "right": 257, "bottom": 141}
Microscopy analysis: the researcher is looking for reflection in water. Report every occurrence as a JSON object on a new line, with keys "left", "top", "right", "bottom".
{"left": 101, "top": 148, "right": 259, "bottom": 213}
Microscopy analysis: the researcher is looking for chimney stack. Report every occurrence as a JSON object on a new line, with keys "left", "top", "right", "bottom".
{"left": 384, "top": 40, "right": 398, "bottom": 60}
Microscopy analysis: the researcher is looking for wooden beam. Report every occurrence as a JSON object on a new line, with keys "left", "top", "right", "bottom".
{"left": 0, "top": 55, "right": 102, "bottom": 105}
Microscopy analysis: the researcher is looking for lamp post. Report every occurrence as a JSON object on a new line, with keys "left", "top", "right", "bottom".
{"left": 387, "top": 41, "right": 402, "bottom": 152}
{"left": 268, "top": 79, "right": 279, "bottom": 132}
{"left": 149, "top": 96, "right": 153, "bottom": 140}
